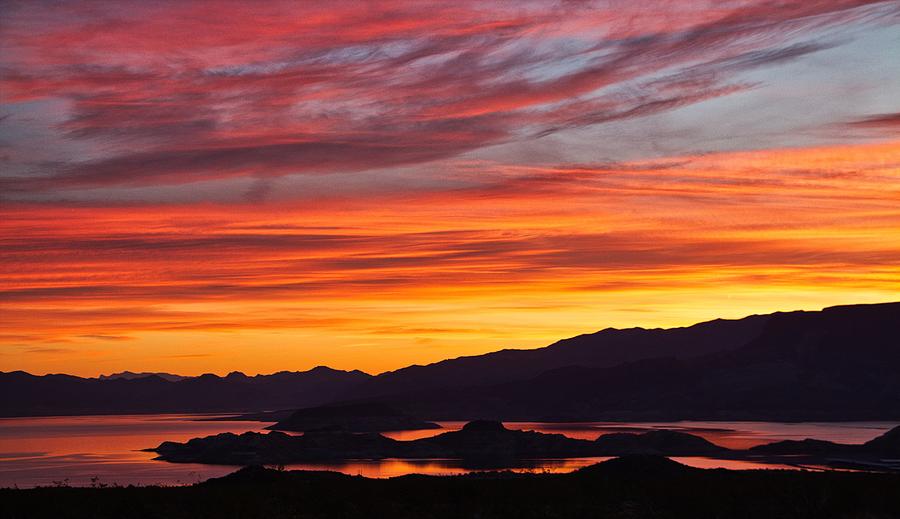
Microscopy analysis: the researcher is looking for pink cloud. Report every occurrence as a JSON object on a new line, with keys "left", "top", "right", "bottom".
{"left": 3, "top": 0, "right": 895, "bottom": 193}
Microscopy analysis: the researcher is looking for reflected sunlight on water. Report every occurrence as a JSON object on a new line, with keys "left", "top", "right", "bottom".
{"left": 1, "top": 415, "right": 896, "bottom": 487}
{"left": 388, "top": 420, "right": 897, "bottom": 449}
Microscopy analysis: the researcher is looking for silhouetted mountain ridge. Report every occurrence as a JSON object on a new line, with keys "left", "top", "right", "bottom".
{"left": 268, "top": 402, "right": 439, "bottom": 432}
{"left": 0, "top": 367, "right": 371, "bottom": 417}
{"left": 750, "top": 425, "right": 900, "bottom": 457}
{"left": 98, "top": 371, "right": 186, "bottom": 382}
{"left": 369, "top": 302, "right": 900, "bottom": 421}
{"left": 342, "top": 311, "right": 772, "bottom": 400}
{"left": 3, "top": 302, "right": 897, "bottom": 420}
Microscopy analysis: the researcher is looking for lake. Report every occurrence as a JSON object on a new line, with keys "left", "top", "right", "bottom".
{"left": 1, "top": 414, "right": 896, "bottom": 487}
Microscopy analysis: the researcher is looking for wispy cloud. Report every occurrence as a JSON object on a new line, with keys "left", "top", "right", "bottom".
{"left": 2, "top": 0, "right": 896, "bottom": 194}
{"left": 1, "top": 1, "right": 898, "bottom": 375}
{"left": 846, "top": 112, "right": 900, "bottom": 129}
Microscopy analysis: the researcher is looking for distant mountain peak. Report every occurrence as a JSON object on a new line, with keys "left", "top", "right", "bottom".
{"left": 462, "top": 420, "right": 508, "bottom": 433}
{"left": 97, "top": 371, "right": 186, "bottom": 382}
{"left": 2, "top": 366, "right": 373, "bottom": 417}
{"left": 341, "top": 301, "right": 900, "bottom": 422}
{"left": 4, "top": 302, "right": 897, "bottom": 420}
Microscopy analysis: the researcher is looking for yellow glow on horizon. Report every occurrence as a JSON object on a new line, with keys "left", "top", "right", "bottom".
{"left": 2, "top": 140, "right": 899, "bottom": 376}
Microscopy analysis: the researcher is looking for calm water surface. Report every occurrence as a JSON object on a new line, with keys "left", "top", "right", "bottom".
{"left": 1, "top": 414, "right": 896, "bottom": 487}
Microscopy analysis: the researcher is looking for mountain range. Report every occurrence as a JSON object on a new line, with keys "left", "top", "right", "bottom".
{"left": 97, "top": 371, "right": 186, "bottom": 382}
{"left": 0, "top": 367, "right": 370, "bottom": 417}
{"left": 369, "top": 302, "right": 900, "bottom": 420}
{"left": 2, "top": 301, "right": 898, "bottom": 420}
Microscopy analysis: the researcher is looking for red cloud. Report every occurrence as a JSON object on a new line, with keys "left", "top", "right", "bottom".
{"left": 2, "top": 0, "right": 894, "bottom": 192}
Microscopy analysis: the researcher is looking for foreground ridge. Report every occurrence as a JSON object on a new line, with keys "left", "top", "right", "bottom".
{"left": 4, "top": 456, "right": 900, "bottom": 519}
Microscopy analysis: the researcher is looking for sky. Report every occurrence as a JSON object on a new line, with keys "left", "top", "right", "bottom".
{"left": 1, "top": 0, "right": 899, "bottom": 377}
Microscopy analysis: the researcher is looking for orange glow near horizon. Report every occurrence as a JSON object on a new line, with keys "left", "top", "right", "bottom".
{"left": 2, "top": 1, "right": 899, "bottom": 377}
{"left": 2, "top": 140, "right": 898, "bottom": 376}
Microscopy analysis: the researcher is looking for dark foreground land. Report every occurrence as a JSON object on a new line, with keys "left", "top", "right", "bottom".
{"left": 3, "top": 457, "right": 900, "bottom": 519}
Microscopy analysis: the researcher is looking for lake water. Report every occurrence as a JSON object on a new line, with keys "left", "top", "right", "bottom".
{"left": 1, "top": 414, "right": 896, "bottom": 487}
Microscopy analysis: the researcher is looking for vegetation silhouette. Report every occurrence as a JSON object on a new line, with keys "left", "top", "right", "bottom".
{"left": 4, "top": 456, "right": 900, "bottom": 519}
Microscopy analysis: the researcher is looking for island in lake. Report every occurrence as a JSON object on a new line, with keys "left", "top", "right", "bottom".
{"left": 150, "top": 419, "right": 900, "bottom": 473}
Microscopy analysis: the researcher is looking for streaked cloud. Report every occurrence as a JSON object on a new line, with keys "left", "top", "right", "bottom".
{"left": 0, "top": 1, "right": 898, "bottom": 375}
{"left": 2, "top": 0, "right": 897, "bottom": 193}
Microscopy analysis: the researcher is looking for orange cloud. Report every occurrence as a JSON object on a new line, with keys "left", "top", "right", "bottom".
{"left": 2, "top": 140, "right": 898, "bottom": 375}
{"left": 2, "top": 1, "right": 898, "bottom": 375}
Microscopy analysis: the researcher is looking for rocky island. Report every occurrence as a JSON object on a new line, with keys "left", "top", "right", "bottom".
{"left": 266, "top": 402, "right": 440, "bottom": 433}
{"left": 150, "top": 421, "right": 900, "bottom": 472}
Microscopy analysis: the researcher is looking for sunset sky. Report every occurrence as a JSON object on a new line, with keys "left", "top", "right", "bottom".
{"left": 1, "top": 0, "right": 899, "bottom": 377}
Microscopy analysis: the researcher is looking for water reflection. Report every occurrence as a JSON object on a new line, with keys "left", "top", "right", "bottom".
{"left": 0, "top": 414, "right": 269, "bottom": 488}
{"left": 1, "top": 414, "right": 896, "bottom": 487}
{"left": 386, "top": 420, "right": 897, "bottom": 450}
{"left": 278, "top": 456, "right": 803, "bottom": 478}
{"left": 279, "top": 457, "right": 617, "bottom": 477}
